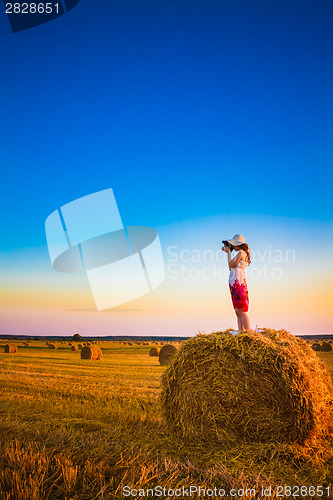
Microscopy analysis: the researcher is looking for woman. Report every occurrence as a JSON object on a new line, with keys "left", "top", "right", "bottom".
{"left": 222, "top": 234, "right": 251, "bottom": 332}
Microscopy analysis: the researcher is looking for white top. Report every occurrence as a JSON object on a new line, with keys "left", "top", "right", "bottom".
{"left": 229, "top": 250, "right": 248, "bottom": 286}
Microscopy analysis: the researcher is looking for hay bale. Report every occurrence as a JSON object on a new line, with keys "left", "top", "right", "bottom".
{"left": 4, "top": 344, "right": 17, "bottom": 353}
{"left": 71, "top": 345, "right": 78, "bottom": 351}
{"left": 49, "top": 343, "right": 58, "bottom": 349}
{"left": 149, "top": 347, "right": 159, "bottom": 357}
{"left": 321, "top": 342, "right": 332, "bottom": 352}
{"left": 159, "top": 344, "right": 177, "bottom": 366}
{"left": 78, "top": 344, "right": 83, "bottom": 349}
{"left": 161, "top": 329, "right": 333, "bottom": 446}
{"left": 312, "top": 342, "right": 322, "bottom": 351}
{"left": 81, "top": 345, "right": 102, "bottom": 360}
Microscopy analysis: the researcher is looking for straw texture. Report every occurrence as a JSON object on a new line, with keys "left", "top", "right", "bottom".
{"left": 159, "top": 344, "right": 177, "bottom": 366}
{"left": 149, "top": 347, "right": 159, "bottom": 357}
{"left": 81, "top": 345, "right": 102, "bottom": 360}
{"left": 4, "top": 344, "right": 17, "bottom": 353}
{"left": 161, "top": 329, "right": 333, "bottom": 446}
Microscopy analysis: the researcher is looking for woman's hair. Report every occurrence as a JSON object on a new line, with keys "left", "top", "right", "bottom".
{"left": 239, "top": 244, "right": 251, "bottom": 265}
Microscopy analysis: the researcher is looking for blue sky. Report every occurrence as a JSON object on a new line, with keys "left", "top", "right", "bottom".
{"left": 0, "top": 0, "right": 332, "bottom": 253}
{"left": 0, "top": 1, "right": 332, "bottom": 336}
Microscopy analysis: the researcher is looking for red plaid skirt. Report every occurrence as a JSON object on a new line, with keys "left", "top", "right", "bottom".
{"left": 229, "top": 278, "right": 249, "bottom": 312}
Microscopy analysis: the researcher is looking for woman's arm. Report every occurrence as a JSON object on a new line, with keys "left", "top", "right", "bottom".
{"left": 223, "top": 248, "right": 243, "bottom": 269}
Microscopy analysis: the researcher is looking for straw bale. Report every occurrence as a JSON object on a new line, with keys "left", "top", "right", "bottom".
{"left": 321, "top": 342, "right": 332, "bottom": 352}
{"left": 4, "top": 344, "right": 17, "bottom": 353}
{"left": 78, "top": 344, "right": 83, "bottom": 349}
{"left": 81, "top": 345, "right": 102, "bottom": 360}
{"left": 149, "top": 347, "right": 159, "bottom": 357}
{"left": 312, "top": 343, "right": 322, "bottom": 351}
{"left": 49, "top": 343, "right": 58, "bottom": 349}
{"left": 159, "top": 344, "right": 177, "bottom": 366}
{"left": 71, "top": 345, "right": 78, "bottom": 351}
{"left": 161, "top": 329, "right": 333, "bottom": 446}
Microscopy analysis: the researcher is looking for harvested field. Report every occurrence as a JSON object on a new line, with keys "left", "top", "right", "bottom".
{"left": 0, "top": 332, "right": 333, "bottom": 500}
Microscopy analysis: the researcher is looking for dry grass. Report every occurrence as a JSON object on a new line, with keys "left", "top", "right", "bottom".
{"left": 322, "top": 342, "right": 333, "bottom": 352}
{"left": 159, "top": 344, "right": 177, "bottom": 366}
{"left": 80, "top": 345, "right": 102, "bottom": 360}
{"left": 161, "top": 330, "right": 333, "bottom": 447}
{"left": 4, "top": 344, "right": 17, "bottom": 354}
{"left": 149, "top": 347, "right": 159, "bottom": 357}
{"left": 0, "top": 333, "right": 333, "bottom": 499}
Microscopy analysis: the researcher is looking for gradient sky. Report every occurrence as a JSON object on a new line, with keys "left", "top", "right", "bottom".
{"left": 0, "top": 0, "right": 332, "bottom": 336}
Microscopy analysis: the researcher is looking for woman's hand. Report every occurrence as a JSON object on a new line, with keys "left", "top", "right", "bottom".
{"left": 222, "top": 246, "right": 231, "bottom": 254}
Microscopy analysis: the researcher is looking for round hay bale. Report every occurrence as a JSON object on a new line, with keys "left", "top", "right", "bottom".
{"left": 4, "top": 343, "right": 17, "bottom": 353}
{"left": 149, "top": 347, "right": 159, "bottom": 357}
{"left": 81, "top": 345, "right": 102, "bottom": 360}
{"left": 78, "top": 344, "right": 83, "bottom": 349}
{"left": 71, "top": 345, "right": 78, "bottom": 351}
{"left": 321, "top": 342, "right": 332, "bottom": 352}
{"left": 49, "top": 343, "right": 58, "bottom": 349}
{"left": 159, "top": 344, "right": 177, "bottom": 366}
{"left": 312, "top": 342, "right": 322, "bottom": 351}
{"left": 161, "top": 330, "right": 333, "bottom": 446}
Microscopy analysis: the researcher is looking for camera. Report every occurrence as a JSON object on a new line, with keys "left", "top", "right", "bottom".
{"left": 222, "top": 240, "right": 233, "bottom": 251}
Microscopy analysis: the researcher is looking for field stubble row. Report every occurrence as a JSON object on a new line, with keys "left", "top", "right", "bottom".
{"left": 0, "top": 341, "right": 333, "bottom": 499}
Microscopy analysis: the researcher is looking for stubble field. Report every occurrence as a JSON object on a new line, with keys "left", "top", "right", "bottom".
{"left": 0, "top": 339, "right": 333, "bottom": 500}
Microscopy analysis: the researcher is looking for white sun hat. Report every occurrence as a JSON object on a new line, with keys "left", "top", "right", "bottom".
{"left": 226, "top": 234, "right": 248, "bottom": 247}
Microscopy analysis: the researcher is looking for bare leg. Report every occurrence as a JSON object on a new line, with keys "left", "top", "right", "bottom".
{"left": 240, "top": 311, "right": 251, "bottom": 331}
{"left": 235, "top": 308, "right": 244, "bottom": 331}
